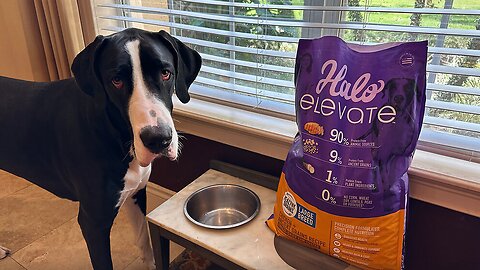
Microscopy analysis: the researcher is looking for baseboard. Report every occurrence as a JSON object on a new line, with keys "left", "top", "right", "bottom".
{"left": 147, "top": 182, "right": 175, "bottom": 200}
{"left": 146, "top": 182, "right": 176, "bottom": 212}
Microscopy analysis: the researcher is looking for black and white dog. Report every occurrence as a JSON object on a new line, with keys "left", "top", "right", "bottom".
{"left": 0, "top": 28, "right": 201, "bottom": 269}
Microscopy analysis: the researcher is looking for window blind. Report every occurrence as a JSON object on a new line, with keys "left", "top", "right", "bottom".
{"left": 92, "top": 0, "right": 480, "bottom": 156}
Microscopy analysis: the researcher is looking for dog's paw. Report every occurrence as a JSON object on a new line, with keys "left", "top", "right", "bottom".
{"left": 0, "top": 246, "right": 11, "bottom": 259}
{"left": 143, "top": 258, "right": 155, "bottom": 270}
{"left": 140, "top": 254, "right": 155, "bottom": 270}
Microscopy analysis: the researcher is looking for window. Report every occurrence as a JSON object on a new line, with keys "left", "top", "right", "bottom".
{"left": 92, "top": 0, "right": 479, "bottom": 158}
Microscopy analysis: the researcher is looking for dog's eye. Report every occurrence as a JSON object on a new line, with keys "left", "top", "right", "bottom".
{"left": 161, "top": 70, "right": 171, "bottom": 81}
{"left": 111, "top": 77, "right": 124, "bottom": 89}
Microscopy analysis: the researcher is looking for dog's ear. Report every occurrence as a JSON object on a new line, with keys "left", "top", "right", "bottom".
{"left": 71, "top": 35, "right": 107, "bottom": 96}
{"left": 412, "top": 80, "right": 422, "bottom": 102}
{"left": 294, "top": 53, "right": 312, "bottom": 86}
{"left": 382, "top": 79, "right": 394, "bottom": 99}
{"left": 157, "top": 30, "right": 202, "bottom": 103}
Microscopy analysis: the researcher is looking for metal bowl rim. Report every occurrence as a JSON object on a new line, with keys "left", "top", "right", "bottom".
{"left": 183, "top": 184, "right": 261, "bottom": 229}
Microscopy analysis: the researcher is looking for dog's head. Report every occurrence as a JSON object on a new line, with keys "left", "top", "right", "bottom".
{"left": 71, "top": 28, "right": 201, "bottom": 167}
{"left": 383, "top": 78, "right": 419, "bottom": 115}
{"left": 294, "top": 53, "right": 312, "bottom": 86}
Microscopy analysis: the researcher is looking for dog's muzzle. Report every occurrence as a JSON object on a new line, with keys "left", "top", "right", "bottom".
{"left": 139, "top": 126, "right": 172, "bottom": 154}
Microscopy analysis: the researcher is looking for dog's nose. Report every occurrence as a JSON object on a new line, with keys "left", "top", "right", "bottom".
{"left": 139, "top": 126, "right": 172, "bottom": 154}
{"left": 394, "top": 95, "right": 404, "bottom": 104}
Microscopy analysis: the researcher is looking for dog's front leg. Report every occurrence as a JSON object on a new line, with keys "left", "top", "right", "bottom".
{"left": 0, "top": 245, "right": 10, "bottom": 259}
{"left": 124, "top": 188, "right": 155, "bottom": 270}
{"left": 78, "top": 205, "right": 118, "bottom": 270}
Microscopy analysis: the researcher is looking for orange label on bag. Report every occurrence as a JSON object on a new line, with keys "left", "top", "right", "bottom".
{"left": 267, "top": 173, "right": 405, "bottom": 270}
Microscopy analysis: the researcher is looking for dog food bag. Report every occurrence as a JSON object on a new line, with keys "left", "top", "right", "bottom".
{"left": 267, "top": 37, "right": 427, "bottom": 270}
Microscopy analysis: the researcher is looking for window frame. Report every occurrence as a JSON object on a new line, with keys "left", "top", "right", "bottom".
{"left": 84, "top": 0, "right": 480, "bottom": 216}
{"left": 91, "top": 0, "right": 479, "bottom": 159}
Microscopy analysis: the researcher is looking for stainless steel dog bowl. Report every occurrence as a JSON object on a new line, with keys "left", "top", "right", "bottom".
{"left": 184, "top": 184, "right": 261, "bottom": 229}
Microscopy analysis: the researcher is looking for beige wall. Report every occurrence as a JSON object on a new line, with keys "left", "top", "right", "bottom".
{"left": 0, "top": 0, "right": 170, "bottom": 82}
{"left": 0, "top": 0, "right": 50, "bottom": 81}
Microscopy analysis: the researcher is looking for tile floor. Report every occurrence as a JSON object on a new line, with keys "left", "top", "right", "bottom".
{"left": 0, "top": 170, "right": 184, "bottom": 270}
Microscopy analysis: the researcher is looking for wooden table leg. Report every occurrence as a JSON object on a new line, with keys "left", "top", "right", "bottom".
{"left": 148, "top": 222, "right": 170, "bottom": 270}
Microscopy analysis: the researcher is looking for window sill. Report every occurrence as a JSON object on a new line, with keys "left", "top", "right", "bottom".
{"left": 173, "top": 98, "right": 480, "bottom": 217}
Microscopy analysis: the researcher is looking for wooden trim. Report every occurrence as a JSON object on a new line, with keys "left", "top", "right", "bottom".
{"left": 147, "top": 182, "right": 175, "bottom": 202}
{"left": 173, "top": 98, "right": 295, "bottom": 161}
{"left": 410, "top": 174, "right": 480, "bottom": 217}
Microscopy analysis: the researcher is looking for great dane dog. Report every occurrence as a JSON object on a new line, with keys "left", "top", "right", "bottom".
{"left": 0, "top": 28, "right": 201, "bottom": 269}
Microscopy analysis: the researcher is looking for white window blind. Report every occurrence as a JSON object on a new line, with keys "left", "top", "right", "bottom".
{"left": 92, "top": 0, "right": 480, "bottom": 157}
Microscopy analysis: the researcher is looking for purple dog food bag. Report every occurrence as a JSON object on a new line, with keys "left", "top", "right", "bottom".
{"left": 267, "top": 37, "right": 427, "bottom": 269}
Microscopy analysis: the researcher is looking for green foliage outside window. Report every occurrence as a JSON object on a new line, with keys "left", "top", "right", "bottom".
{"left": 173, "top": 0, "right": 479, "bottom": 139}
